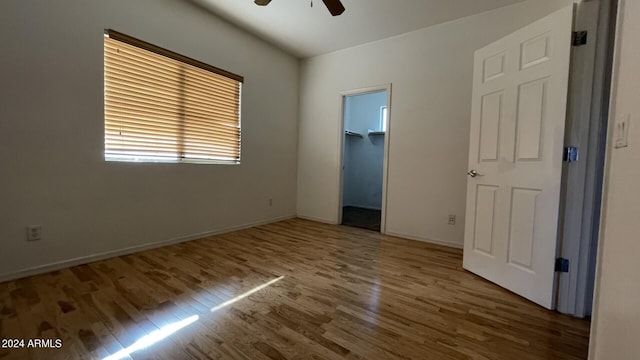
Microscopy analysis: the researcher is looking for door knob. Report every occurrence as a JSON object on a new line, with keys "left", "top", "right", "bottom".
{"left": 467, "top": 170, "right": 482, "bottom": 178}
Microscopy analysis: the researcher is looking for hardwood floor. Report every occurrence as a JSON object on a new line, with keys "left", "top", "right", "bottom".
{"left": 0, "top": 219, "right": 590, "bottom": 360}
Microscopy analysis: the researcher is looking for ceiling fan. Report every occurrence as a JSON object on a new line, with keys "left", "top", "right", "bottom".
{"left": 254, "top": 0, "right": 346, "bottom": 16}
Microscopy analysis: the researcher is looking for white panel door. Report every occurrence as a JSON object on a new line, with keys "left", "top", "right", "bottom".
{"left": 463, "top": 5, "right": 574, "bottom": 309}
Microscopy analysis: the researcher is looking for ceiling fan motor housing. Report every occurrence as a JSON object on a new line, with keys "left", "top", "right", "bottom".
{"left": 254, "top": 0, "right": 345, "bottom": 16}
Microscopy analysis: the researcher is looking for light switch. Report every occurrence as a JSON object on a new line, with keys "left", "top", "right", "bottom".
{"left": 614, "top": 115, "right": 630, "bottom": 149}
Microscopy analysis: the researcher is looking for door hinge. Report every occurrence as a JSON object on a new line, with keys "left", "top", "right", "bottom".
{"left": 564, "top": 146, "right": 579, "bottom": 162}
{"left": 572, "top": 31, "right": 588, "bottom": 46}
{"left": 555, "top": 258, "right": 570, "bottom": 273}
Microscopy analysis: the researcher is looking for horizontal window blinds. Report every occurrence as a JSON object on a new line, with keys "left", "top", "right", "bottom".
{"left": 104, "top": 30, "right": 242, "bottom": 163}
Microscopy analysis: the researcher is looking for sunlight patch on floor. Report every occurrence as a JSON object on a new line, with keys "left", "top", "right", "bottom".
{"left": 211, "top": 276, "right": 285, "bottom": 313}
{"left": 101, "top": 275, "right": 284, "bottom": 360}
{"left": 102, "top": 315, "right": 199, "bottom": 360}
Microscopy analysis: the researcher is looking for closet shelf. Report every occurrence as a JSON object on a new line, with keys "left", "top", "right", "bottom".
{"left": 345, "top": 130, "right": 363, "bottom": 138}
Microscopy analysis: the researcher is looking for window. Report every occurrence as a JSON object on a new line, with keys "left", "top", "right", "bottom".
{"left": 104, "top": 30, "right": 243, "bottom": 164}
{"left": 380, "top": 106, "right": 388, "bottom": 132}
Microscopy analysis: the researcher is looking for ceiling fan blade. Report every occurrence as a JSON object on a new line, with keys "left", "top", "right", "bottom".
{"left": 254, "top": 0, "right": 271, "bottom": 6}
{"left": 321, "top": 0, "right": 345, "bottom": 16}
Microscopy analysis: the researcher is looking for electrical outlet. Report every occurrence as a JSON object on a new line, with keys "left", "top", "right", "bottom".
{"left": 27, "top": 225, "right": 42, "bottom": 241}
{"left": 448, "top": 215, "right": 456, "bottom": 225}
{"left": 268, "top": 198, "right": 273, "bottom": 207}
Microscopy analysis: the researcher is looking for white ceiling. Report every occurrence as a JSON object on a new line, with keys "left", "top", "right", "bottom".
{"left": 192, "top": 0, "right": 528, "bottom": 58}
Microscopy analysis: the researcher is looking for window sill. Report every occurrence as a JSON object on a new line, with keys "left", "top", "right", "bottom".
{"left": 105, "top": 156, "right": 240, "bottom": 165}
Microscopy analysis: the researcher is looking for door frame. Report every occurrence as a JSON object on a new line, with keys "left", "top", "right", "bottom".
{"left": 556, "top": 0, "right": 618, "bottom": 317}
{"left": 337, "top": 84, "right": 392, "bottom": 233}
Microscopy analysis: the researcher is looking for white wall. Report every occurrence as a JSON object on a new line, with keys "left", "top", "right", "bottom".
{"left": 590, "top": 0, "right": 640, "bottom": 358}
{"left": 297, "top": 0, "right": 574, "bottom": 246}
{"left": 0, "top": 0, "right": 299, "bottom": 280}
{"left": 343, "top": 92, "right": 386, "bottom": 210}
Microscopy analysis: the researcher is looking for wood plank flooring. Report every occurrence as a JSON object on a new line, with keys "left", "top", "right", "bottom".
{"left": 0, "top": 219, "right": 590, "bottom": 360}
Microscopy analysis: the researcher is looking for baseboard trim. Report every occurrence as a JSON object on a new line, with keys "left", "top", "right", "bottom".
{"left": 296, "top": 214, "right": 338, "bottom": 225}
{"left": 384, "top": 230, "right": 463, "bottom": 249}
{"left": 296, "top": 216, "right": 463, "bottom": 249}
{"left": 0, "top": 214, "right": 296, "bottom": 283}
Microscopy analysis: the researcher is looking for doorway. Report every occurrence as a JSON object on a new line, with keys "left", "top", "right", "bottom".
{"left": 339, "top": 86, "right": 391, "bottom": 232}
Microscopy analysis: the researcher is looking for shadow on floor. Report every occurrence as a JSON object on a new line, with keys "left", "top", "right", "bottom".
{"left": 342, "top": 206, "right": 381, "bottom": 232}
